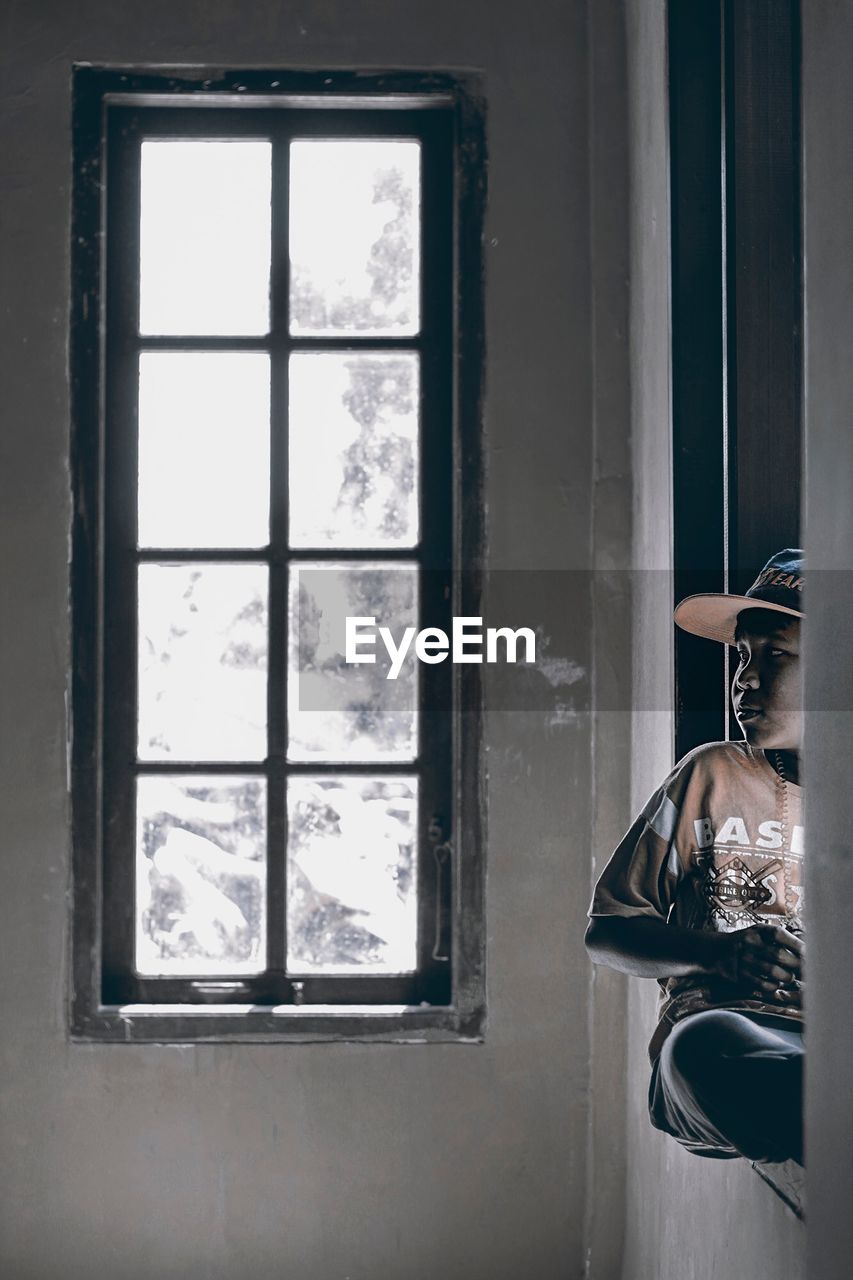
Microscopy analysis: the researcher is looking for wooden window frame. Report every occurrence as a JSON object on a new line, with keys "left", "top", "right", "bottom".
{"left": 70, "top": 67, "right": 486, "bottom": 1043}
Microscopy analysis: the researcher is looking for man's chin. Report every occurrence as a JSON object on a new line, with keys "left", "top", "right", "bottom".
{"left": 741, "top": 721, "right": 773, "bottom": 748}
{"left": 742, "top": 723, "right": 798, "bottom": 752}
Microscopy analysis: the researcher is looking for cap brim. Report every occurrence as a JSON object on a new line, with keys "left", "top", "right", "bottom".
{"left": 673, "top": 594, "right": 804, "bottom": 645}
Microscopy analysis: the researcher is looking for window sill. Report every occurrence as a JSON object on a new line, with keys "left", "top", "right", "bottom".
{"left": 751, "top": 1159, "right": 805, "bottom": 1221}
{"left": 70, "top": 1002, "right": 485, "bottom": 1044}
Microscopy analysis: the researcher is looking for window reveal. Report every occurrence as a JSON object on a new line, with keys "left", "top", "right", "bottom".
{"left": 70, "top": 72, "right": 485, "bottom": 1042}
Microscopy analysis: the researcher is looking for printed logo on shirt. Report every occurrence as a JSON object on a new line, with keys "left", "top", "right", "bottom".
{"left": 702, "top": 855, "right": 784, "bottom": 927}
{"left": 689, "top": 813, "right": 804, "bottom": 929}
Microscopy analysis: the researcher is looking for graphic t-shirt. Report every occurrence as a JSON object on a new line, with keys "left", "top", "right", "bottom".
{"left": 588, "top": 742, "right": 804, "bottom": 1061}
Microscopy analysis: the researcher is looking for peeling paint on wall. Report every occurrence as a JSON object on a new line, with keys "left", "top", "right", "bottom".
{"left": 539, "top": 655, "right": 586, "bottom": 689}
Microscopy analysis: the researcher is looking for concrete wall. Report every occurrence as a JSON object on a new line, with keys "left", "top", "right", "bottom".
{"left": 801, "top": 4, "right": 853, "bottom": 1279}
{"left": 0, "top": 2, "right": 616, "bottom": 1278}
{"left": 619, "top": 3, "right": 806, "bottom": 1278}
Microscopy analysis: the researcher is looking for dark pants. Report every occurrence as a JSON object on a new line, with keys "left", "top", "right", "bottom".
{"left": 649, "top": 1009, "right": 804, "bottom": 1165}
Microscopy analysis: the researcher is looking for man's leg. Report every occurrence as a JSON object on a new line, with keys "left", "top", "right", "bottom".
{"left": 649, "top": 1009, "right": 804, "bottom": 1164}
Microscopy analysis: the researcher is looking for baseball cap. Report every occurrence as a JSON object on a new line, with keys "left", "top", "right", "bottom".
{"left": 673, "top": 548, "right": 804, "bottom": 645}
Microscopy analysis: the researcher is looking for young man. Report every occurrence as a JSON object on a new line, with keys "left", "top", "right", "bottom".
{"left": 585, "top": 550, "right": 805, "bottom": 1165}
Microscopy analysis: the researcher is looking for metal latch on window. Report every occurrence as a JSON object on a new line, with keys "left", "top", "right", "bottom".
{"left": 190, "top": 980, "right": 249, "bottom": 1000}
{"left": 427, "top": 814, "right": 452, "bottom": 962}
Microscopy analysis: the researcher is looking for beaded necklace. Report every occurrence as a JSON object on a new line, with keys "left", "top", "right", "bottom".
{"left": 770, "top": 749, "right": 803, "bottom": 934}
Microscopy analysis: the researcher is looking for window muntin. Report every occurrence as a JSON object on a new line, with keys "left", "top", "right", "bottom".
{"left": 69, "top": 88, "right": 469, "bottom": 1033}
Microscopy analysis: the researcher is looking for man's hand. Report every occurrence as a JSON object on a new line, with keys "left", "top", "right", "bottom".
{"left": 710, "top": 924, "right": 804, "bottom": 1007}
{"left": 584, "top": 915, "right": 804, "bottom": 996}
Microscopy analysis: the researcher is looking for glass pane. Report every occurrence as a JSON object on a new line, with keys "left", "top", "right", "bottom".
{"left": 140, "top": 140, "right": 271, "bottom": 336}
{"left": 288, "top": 563, "right": 417, "bottom": 762}
{"left": 289, "top": 353, "right": 419, "bottom": 548}
{"left": 287, "top": 775, "right": 417, "bottom": 973}
{"left": 138, "top": 564, "right": 267, "bottom": 761}
{"left": 136, "top": 775, "right": 266, "bottom": 975}
{"left": 289, "top": 139, "right": 420, "bottom": 336}
{"left": 138, "top": 353, "right": 270, "bottom": 548}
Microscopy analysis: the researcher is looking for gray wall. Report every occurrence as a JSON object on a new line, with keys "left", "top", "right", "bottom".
{"left": 618, "top": 2, "right": 806, "bottom": 1278}
{"left": 0, "top": 2, "right": 614, "bottom": 1278}
{"left": 801, "top": 4, "right": 853, "bottom": 1279}
{"left": 585, "top": 0, "right": 632, "bottom": 1275}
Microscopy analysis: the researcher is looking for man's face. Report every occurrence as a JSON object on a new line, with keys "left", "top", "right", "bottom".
{"left": 731, "top": 611, "right": 802, "bottom": 751}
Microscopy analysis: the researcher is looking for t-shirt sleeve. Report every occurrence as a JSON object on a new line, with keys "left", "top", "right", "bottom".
{"left": 588, "top": 771, "right": 687, "bottom": 921}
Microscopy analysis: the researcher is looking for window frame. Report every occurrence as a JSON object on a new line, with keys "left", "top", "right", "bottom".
{"left": 70, "top": 67, "right": 487, "bottom": 1044}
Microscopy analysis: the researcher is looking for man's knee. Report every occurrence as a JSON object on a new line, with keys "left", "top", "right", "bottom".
{"left": 655, "top": 1011, "right": 803, "bottom": 1164}
{"left": 661, "top": 1011, "right": 740, "bottom": 1089}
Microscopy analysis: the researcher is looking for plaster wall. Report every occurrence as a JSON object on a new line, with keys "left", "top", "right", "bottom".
{"left": 619, "top": 2, "right": 805, "bottom": 1277}
{"left": 0, "top": 3, "right": 613, "bottom": 1279}
{"left": 584, "top": 0, "right": 632, "bottom": 1275}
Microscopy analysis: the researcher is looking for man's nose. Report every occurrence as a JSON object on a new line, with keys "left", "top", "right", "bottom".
{"left": 735, "top": 658, "right": 761, "bottom": 689}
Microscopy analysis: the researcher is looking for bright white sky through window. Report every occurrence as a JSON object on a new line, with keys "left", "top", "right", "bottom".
{"left": 139, "top": 140, "right": 272, "bottom": 336}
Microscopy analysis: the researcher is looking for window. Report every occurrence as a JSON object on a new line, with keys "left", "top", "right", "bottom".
{"left": 71, "top": 69, "right": 485, "bottom": 1042}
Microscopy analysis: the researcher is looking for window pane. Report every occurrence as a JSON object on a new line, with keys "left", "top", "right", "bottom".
{"left": 138, "top": 564, "right": 267, "bottom": 761}
{"left": 287, "top": 775, "right": 417, "bottom": 973}
{"left": 288, "top": 563, "right": 417, "bottom": 762}
{"left": 139, "top": 140, "right": 271, "bottom": 336}
{"left": 289, "top": 353, "right": 419, "bottom": 548}
{"left": 289, "top": 139, "right": 420, "bottom": 336}
{"left": 138, "top": 353, "right": 270, "bottom": 548}
{"left": 136, "top": 775, "right": 266, "bottom": 975}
